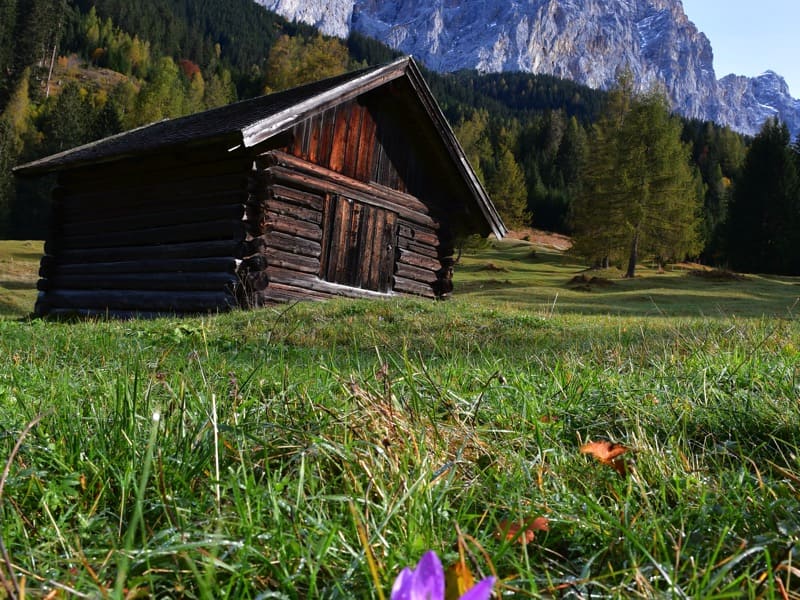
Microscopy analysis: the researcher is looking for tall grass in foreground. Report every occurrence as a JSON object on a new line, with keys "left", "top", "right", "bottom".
{"left": 0, "top": 300, "right": 799, "bottom": 598}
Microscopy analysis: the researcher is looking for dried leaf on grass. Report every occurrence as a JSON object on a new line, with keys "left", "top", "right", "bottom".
{"left": 580, "top": 440, "right": 630, "bottom": 476}
{"left": 495, "top": 516, "right": 549, "bottom": 544}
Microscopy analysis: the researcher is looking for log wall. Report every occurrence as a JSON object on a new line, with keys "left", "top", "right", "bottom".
{"left": 36, "top": 149, "right": 252, "bottom": 317}
{"left": 239, "top": 150, "right": 452, "bottom": 305}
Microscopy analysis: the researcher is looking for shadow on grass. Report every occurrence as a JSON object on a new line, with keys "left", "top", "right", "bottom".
{"left": 0, "top": 280, "right": 37, "bottom": 290}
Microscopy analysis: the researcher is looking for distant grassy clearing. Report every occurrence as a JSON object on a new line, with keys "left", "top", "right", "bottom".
{"left": 0, "top": 240, "right": 42, "bottom": 318}
{"left": 455, "top": 238, "right": 800, "bottom": 318}
{"left": 1, "top": 237, "right": 798, "bottom": 319}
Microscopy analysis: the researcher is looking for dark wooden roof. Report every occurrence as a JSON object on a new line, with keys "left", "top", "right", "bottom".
{"left": 15, "top": 57, "right": 506, "bottom": 238}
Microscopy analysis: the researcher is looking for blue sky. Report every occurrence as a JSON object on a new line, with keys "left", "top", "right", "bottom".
{"left": 681, "top": 0, "right": 800, "bottom": 97}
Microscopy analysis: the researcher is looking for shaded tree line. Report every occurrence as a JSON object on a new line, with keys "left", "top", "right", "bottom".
{"left": 726, "top": 119, "right": 800, "bottom": 275}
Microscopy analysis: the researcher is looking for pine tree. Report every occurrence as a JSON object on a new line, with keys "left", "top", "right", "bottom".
{"left": 39, "top": 82, "right": 94, "bottom": 154}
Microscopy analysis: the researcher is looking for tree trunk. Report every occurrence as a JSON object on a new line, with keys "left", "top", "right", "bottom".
{"left": 625, "top": 231, "right": 639, "bottom": 278}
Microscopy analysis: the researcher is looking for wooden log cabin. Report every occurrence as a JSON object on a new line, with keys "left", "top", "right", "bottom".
{"left": 15, "top": 57, "right": 506, "bottom": 317}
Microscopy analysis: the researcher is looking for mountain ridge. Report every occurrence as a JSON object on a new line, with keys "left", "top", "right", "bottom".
{"left": 256, "top": 0, "right": 800, "bottom": 136}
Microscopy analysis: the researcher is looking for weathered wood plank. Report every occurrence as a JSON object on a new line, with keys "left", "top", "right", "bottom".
{"left": 398, "top": 248, "right": 442, "bottom": 272}
{"left": 266, "top": 211, "right": 322, "bottom": 240}
{"left": 356, "top": 109, "right": 378, "bottom": 182}
{"left": 343, "top": 103, "right": 364, "bottom": 179}
{"left": 42, "top": 257, "right": 240, "bottom": 276}
{"left": 392, "top": 276, "right": 435, "bottom": 298}
{"left": 307, "top": 113, "right": 321, "bottom": 164}
{"left": 46, "top": 240, "right": 239, "bottom": 264}
{"left": 61, "top": 204, "right": 246, "bottom": 237}
{"left": 375, "top": 208, "right": 398, "bottom": 292}
{"left": 357, "top": 203, "right": 378, "bottom": 289}
{"left": 267, "top": 196, "right": 323, "bottom": 225}
{"left": 395, "top": 262, "right": 438, "bottom": 284}
{"left": 265, "top": 247, "right": 319, "bottom": 274}
{"left": 398, "top": 222, "right": 439, "bottom": 246}
{"left": 54, "top": 219, "right": 246, "bottom": 250}
{"left": 397, "top": 237, "right": 439, "bottom": 259}
{"left": 38, "top": 289, "right": 237, "bottom": 312}
{"left": 317, "top": 110, "right": 333, "bottom": 168}
{"left": 329, "top": 104, "right": 348, "bottom": 172}
{"left": 267, "top": 267, "right": 394, "bottom": 299}
{"left": 265, "top": 231, "right": 322, "bottom": 258}
{"left": 257, "top": 282, "right": 330, "bottom": 303}
{"left": 398, "top": 229, "right": 439, "bottom": 249}
{"left": 262, "top": 151, "right": 433, "bottom": 218}
{"left": 39, "top": 272, "right": 239, "bottom": 292}
{"left": 270, "top": 184, "right": 325, "bottom": 211}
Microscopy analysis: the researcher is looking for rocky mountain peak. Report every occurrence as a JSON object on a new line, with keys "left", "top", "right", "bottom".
{"left": 256, "top": 0, "right": 800, "bottom": 136}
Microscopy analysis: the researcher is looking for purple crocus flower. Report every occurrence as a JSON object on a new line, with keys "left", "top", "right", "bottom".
{"left": 390, "top": 550, "right": 495, "bottom": 600}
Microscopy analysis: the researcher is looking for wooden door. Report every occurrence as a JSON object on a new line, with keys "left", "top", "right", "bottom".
{"left": 320, "top": 194, "right": 398, "bottom": 293}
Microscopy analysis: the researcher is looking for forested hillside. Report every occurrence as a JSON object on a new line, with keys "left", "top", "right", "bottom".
{"left": 3, "top": 0, "right": 798, "bottom": 273}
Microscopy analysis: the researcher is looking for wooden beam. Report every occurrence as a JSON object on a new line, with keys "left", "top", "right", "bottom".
{"left": 37, "top": 289, "right": 237, "bottom": 312}
{"left": 60, "top": 204, "right": 246, "bottom": 237}
{"left": 395, "top": 262, "right": 438, "bottom": 285}
{"left": 53, "top": 219, "right": 246, "bottom": 250}
{"left": 393, "top": 276, "right": 435, "bottom": 298}
{"left": 265, "top": 231, "right": 322, "bottom": 258}
{"left": 42, "top": 257, "right": 240, "bottom": 276}
{"left": 44, "top": 240, "right": 239, "bottom": 264}
{"left": 39, "top": 272, "right": 239, "bottom": 292}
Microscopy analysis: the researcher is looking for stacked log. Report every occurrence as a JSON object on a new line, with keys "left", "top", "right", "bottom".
{"left": 36, "top": 152, "right": 250, "bottom": 317}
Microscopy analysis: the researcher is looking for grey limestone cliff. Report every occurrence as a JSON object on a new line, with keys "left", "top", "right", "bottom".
{"left": 257, "top": 0, "right": 800, "bottom": 136}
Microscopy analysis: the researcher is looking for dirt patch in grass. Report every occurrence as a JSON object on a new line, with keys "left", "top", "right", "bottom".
{"left": 567, "top": 273, "right": 615, "bottom": 291}
{"left": 481, "top": 262, "right": 510, "bottom": 272}
{"left": 505, "top": 228, "right": 573, "bottom": 251}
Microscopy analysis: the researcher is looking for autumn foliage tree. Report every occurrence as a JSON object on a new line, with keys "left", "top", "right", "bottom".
{"left": 263, "top": 34, "right": 350, "bottom": 94}
{"left": 572, "top": 78, "right": 702, "bottom": 276}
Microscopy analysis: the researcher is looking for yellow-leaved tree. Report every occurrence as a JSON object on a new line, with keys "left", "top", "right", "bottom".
{"left": 264, "top": 35, "right": 350, "bottom": 94}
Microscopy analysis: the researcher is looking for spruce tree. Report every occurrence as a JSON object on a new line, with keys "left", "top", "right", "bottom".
{"left": 727, "top": 118, "right": 800, "bottom": 274}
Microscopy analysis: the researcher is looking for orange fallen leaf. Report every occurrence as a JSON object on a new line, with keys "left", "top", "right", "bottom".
{"left": 496, "top": 516, "right": 549, "bottom": 544}
{"left": 580, "top": 440, "right": 630, "bottom": 476}
{"left": 445, "top": 560, "right": 475, "bottom": 600}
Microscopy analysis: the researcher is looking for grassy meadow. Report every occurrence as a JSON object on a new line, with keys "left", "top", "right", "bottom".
{"left": 0, "top": 238, "right": 799, "bottom": 598}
